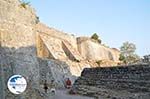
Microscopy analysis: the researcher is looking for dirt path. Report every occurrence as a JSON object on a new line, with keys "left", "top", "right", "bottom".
{"left": 45, "top": 89, "right": 95, "bottom": 99}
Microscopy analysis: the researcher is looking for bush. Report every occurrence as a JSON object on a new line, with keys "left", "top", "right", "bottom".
{"left": 20, "top": 1, "right": 30, "bottom": 8}
{"left": 119, "top": 54, "right": 127, "bottom": 64}
{"left": 97, "top": 39, "right": 102, "bottom": 44}
{"left": 91, "top": 33, "right": 102, "bottom": 44}
{"left": 119, "top": 54, "right": 125, "bottom": 61}
{"left": 96, "top": 60, "right": 102, "bottom": 66}
{"left": 91, "top": 33, "right": 99, "bottom": 40}
{"left": 36, "top": 16, "right": 40, "bottom": 24}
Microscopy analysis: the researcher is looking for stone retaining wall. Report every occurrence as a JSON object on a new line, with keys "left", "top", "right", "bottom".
{"left": 73, "top": 64, "right": 150, "bottom": 98}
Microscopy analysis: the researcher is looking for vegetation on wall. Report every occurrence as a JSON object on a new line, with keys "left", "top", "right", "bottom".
{"left": 96, "top": 60, "right": 102, "bottom": 66}
{"left": 20, "top": 0, "right": 30, "bottom": 8}
{"left": 36, "top": 16, "right": 40, "bottom": 24}
{"left": 91, "top": 33, "right": 102, "bottom": 44}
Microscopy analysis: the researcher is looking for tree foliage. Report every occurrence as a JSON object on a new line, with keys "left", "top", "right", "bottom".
{"left": 119, "top": 54, "right": 125, "bottom": 61}
{"left": 119, "top": 41, "right": 140, "bottom": 64}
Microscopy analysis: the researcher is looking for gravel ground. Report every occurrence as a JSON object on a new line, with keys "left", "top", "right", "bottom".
{"left": 45, "top": 89, "right": 95, "bottom": 99}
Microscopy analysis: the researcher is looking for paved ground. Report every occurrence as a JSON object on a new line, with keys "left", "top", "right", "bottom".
{"left": 45, "top": 89, "right": 95, "bottom": 99}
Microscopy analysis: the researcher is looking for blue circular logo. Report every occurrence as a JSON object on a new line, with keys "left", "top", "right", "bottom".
{"left": 7, "top": 75, "right": 27, "bottom": 94}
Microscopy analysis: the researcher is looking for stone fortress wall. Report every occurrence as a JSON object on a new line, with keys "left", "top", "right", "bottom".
{"left": 0, "top": 0, "right": 37, "bottom": 48}
{"left": 0, "top": 0, "right": 121, "bottom": 99}
{"left": 36, "top": 23, "right": 120, "bottom": 63}
{"left": 35, "top": 23, "right": 121, "bottom": 76}
{"left": 0, "top": 0, "right": 41, "bottom": 99}
{"left": 77, "top": 37, "right": 120, "bottom": 62}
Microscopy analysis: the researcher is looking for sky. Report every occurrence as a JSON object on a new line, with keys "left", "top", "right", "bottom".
{"left": 30, "top": 0, "right": 150, "bottom": 56}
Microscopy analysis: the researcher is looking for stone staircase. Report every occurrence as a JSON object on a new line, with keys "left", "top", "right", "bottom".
{"left": 73, "top": 64, "right": 150, "bottom": 98}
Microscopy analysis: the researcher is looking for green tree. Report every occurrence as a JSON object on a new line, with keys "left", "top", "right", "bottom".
{"left": 120, "top": 41, "right": 140, "bottom": 64}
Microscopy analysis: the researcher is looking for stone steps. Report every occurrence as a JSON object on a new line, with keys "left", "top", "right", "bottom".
{"left": 82, "top": 73, "right": 150, "bottom": 81}
{"left": 75, "top": 77, "right": 150, "bottom": 92}
{"left": 82, "top": 65, "right": 150, "bottom": 76}
{"left": 73, "top": 64, "right": 150, "bottom": 97}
